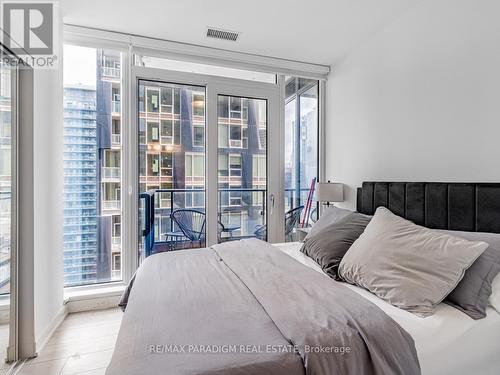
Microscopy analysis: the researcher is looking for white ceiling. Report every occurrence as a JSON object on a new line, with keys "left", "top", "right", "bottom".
{"left": 61, "top": 0, "right": 421, "bottom": 66}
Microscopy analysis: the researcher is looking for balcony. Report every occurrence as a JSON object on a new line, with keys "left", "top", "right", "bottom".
{"left": 102, "top": 200, "right": 120, "bottom": 211}
{"left": 102, "top": 67, "right": 120, "bottom": 79}
{"left": 112, "top": 101, "right": 120, "bottom": 114}
{"left": 111, "top": 134, "right": 121, "bottom": 145}
{"left": 139, "top": 188, "right": 266, "bottom": 257}
{"left": 102, "top": 167, "right": 120, "bottom": 180}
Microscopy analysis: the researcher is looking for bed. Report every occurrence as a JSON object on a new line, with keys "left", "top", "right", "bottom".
{"left": 107, "top": 181, "right": 500, "bottom": 375}
{"left": 279, "top": 241, "right": 500, "bottom": 375}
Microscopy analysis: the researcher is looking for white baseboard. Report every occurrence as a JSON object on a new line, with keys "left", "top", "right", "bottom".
{"left": 34, "top": 305, "right": 67, "bottom": 354}
{"left": 65, "top": 293, "right": 122, "bottom": 314}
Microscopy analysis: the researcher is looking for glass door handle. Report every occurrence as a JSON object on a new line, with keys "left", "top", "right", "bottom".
{"left": 270, "top": 194, "right": 275, "bottom": 215}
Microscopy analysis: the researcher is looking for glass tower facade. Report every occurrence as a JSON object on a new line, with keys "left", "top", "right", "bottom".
{"left": 63, "top": 46, "right": 122, "bottom": 287}
{"left": 63, "top": 86, "right": 99, "bottom": 285}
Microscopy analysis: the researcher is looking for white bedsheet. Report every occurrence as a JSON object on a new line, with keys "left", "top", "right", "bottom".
{"left": 275, "top": 242, "right": 500, "bottom": 375}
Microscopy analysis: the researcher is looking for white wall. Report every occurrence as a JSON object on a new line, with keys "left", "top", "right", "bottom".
{"left": 326, "top": 0, "right": 500, "bottom": 209}
{"left": 32, "top": 15, "right": 65, "bottom": 350}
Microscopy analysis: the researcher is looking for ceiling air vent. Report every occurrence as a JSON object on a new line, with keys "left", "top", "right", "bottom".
{"left": 206, "top": 27, "right": 240, "bottom": 42}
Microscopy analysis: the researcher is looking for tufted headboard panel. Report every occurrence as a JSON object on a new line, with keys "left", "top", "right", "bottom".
{"left": 356, "top": 182, "right": 500, "bottom": 233}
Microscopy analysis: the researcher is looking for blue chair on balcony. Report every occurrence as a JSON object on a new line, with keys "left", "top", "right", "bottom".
{"left": 254, "top": 205, "right": 304, "bottom": 242}
{"left": 218, "top": 220, "right": 241, "bottom": 242}
{"left": 171, "top": 209, "right": 206, "bottom": 248}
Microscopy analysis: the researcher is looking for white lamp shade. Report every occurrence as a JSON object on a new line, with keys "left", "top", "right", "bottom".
{"left": 316, "top": 182, "right": 344, "bottom": 202}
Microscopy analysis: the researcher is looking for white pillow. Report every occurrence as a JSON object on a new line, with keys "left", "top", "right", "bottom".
{"left": 490, "top": 274, "right": 500, "bottom": 314}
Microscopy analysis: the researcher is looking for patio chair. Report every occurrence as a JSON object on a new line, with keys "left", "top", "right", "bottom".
{"left": 218, "top": 221, "right": 241, "bottom": 242}
{"left": 171, "top": 209, "right": 206, "bottom": 248}
{"left": 254, "top": 205, "right": 304, "bottom": 241}
{"left": 171, "top": 209, "right": 241, "bottom": 246}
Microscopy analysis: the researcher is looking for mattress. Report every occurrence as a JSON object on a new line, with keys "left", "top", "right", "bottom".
{"left": 276, "top": 242, "right": 500, "bottom": 375}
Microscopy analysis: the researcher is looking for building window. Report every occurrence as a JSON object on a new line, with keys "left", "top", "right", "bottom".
{"left": 193, "top": 125, "right": 204, "bottom": 147}
{"left": 160, "top": 153, "right": 173, "bottom": 177}
{"left": 192, "top": 93, "right": 205, "bottom": 116}
{"left": 229, "top": 125, "right": 242, "bottom": 148}
{"left": 63, "top": 44, "right": 123, "bottom": 286}
{"left": 185, "top": 153, "right": 205, "bottom": 208}
{"left": 160, "top": 120, "right": 173, "bottom": 144}
{"left": 111, "top": 253, "right": 121, "bottom": 279}
{"left": 252, "top": 155, "right": 266, "bottom": 205}
{"left": 112, "top": 215, "right": 121, "bottom": 244}
{"left": 147, "top": 154, "right": 160, "bottom": 176}
{"left": 161, "top": 87, "right": 173, "bottom": 113}
{"left": 218, "top": 154, "right": 228, "bottom": 177}
{"left": 185, "top": 153, "right": 204, "bottom": 184}
{"left": 147, "top": 89, "right": 159, "bottom": 112}
{"left": 229, "top": 154, "right": 242, "bottom": 177}
{"left": 147, "top": 122, "right": 159, "bottom": 143}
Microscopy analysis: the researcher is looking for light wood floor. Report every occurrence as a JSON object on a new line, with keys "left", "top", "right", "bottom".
{"left": 18, "top": 308, "right": 122, "bottom": 375}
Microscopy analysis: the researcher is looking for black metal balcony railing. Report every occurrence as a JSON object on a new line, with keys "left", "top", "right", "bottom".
{"left": 139, "top": 187, "right": 314, "bottom": 258}
{"left": 140, "top": 188, "right": 267, "bottom": 257}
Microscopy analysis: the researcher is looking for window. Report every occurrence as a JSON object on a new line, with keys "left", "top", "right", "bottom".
{"left": 218, "top": 124, "right": 229, "bottom": 148}
{"left": 229, "top": 154, "right": 242, "bottom": 177}
{"left": 253, "top": 155, "right": 266, "bottom": 205}
{"left": 192, "top": 93, "right": 205, "bottom": 116}
{"left": 0, "top": 60, "right": 12, "bottom": 296}
{"left": 160, "top": 153, "right": 173, "bottom": 177}
{"left": 185, "top": 154, "right": 204, "bottom": 207}
{"left": 63, "top": 44, "right": 123, "bottom": 286}
{"left": 138, "top": 81, "right": 207, "bottom": 252}
{"left": 229, "top": 125, "right": 242, "bottom": 148}
{"left": 112, "top": 253, "right": 121, "bottom": 274}
{"left": 135, "top": 55, "right": 276, "bottom": 83}
{"left": 218, "top": 154, "right": 228, "bottom": 177}
{"left": 112, "top": 215, "right": 121, "bottom": 242}
{"left": 147, "top": 89, "right": 159, "bottom": 112}
{"left": 147, "top": 122, "right": 159, "bottom": 143}
{"left": 185, "top": 153, "right": 205, "bottom": 184}
{"left": 284, "top": 77, "right": 319, "bottom": 239}
{"left": 161, "top": 87, "right": 173, "bottom": 113}
{"left": 147, "top": 154, "right": 159, "bottom": 176}
{"left": 193, "top": 125, "right": 204, "bottom": 147}
{"left": 230, "top": 97, "right": 242, "bottom": 119}
{"left": 104, "top": 150, "right": 120, "bottom": 167}
{"left": 161, "top": 120, "right": 173, "bottom": 144}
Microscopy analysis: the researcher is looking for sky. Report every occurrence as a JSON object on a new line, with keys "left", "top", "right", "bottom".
{"left": 63, "top": 44, "right": 97, "bottom": 88}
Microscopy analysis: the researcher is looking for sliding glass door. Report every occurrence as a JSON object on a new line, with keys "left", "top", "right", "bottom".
{"left": 217, "top": 95, "right": 267, "bottom": 242}
{"left": 138, "top": 80, "right": 207, "bottom": 256}
{"left": 134, "top": 68, "right": 280, "bottom": 261}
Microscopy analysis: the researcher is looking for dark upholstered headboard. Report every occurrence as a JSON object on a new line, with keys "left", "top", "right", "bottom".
{"left": 356, "top": 182, "right": 500, "bottom": 233}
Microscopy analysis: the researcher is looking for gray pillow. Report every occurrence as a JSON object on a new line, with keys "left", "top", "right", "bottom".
{"left": 436, "top": 230, "right": 500, "bottom": 319}
{"left": 304, "top": 206, "right": 353, "bottom": 242}
{"left": 300, "top": 212, "right": 371, "bottom": 280}
{"left": 339, "top": 207, "right": 489, "bottom": 317}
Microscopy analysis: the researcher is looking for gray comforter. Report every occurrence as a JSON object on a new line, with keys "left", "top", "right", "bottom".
{"left": 108, "top": 239, "right": 420, "bottom": 375}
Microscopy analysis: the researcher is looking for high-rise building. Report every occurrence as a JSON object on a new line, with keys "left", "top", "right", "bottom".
{"left": 63, "top": 48, "right": 122, "bottom": 286}
{"left": 63, "top": 85, "right": 99, "bottom": 286}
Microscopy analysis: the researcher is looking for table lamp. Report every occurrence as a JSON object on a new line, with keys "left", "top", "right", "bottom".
{"left": 316, "top": 181, "right": 344, "bottom": 207}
